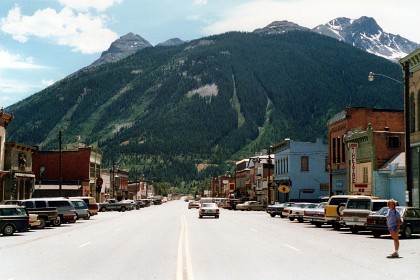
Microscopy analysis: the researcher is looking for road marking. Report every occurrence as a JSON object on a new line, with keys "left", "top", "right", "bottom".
{"left": 177, "top": 215, "right": 194, "bottom": 280}
{"left": 79, "top": 242, "right": 91, "bottom": 248}
{"left": 284, "top": 243, "right": 300, "bottom": 252}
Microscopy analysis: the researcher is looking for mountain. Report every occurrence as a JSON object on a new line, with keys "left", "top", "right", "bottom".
{"left": 157, "top": 38, "right": 186, "bottom": 47}
{"left": 90, "top": 32, "right": 152, "bottom": 67}
{"left": 6, "top": 31, "right": 403, "bottom": 184}
{"left": 312, "top": 16, "right": 420, "bottom": 61}
{"left": 253, "top": 20, "right": 309, "bottom": 35}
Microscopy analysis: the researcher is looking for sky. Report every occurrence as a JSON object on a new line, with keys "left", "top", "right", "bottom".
{"left": 1, "top": 0, "right": 419, "bottom": 108}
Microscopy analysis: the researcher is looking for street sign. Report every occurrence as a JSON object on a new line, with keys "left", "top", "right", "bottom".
{"left": 278, "top": 185, "right": 290, "bottom": 193}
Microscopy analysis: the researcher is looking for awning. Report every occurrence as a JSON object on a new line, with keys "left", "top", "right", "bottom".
{"left": 35, "top": 185, "right": 81, "bottom": 190}
{"left": 14, "top": 173, "right": 35, "bottom": 178}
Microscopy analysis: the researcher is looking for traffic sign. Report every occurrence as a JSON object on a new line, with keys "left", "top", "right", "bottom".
{"left": 278, "top": 185, "right": 290, "bottom": 193}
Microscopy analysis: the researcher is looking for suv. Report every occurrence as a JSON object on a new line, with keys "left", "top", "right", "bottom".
{"left": 21, "top": 198, "right": 77, "bottom": 225}
{"left": 69, "top": 199, "right": 90, "bottom": 220}
{"left": 69, "top": 196, "right": 99, "bottom": 216}
{"left": 324, "top": 195, "right": 372, "bottom": 230}
{"left": 341, "top": 197, "right": 389, "bottom": 233}
{"left": 0, "top": 205, "right": 29, "bottom": 236}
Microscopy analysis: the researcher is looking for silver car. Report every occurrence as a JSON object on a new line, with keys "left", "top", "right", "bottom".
{"left": 70, "top": 199, "right": 90, "bottom": 220}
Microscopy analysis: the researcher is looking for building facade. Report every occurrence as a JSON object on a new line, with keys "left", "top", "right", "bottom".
{"left": 327, "top": 107, "right": 404, "bottom": 196}
{"left": 3, "top": 142, "right": 36, "bottom": 200}
{"left": 32, "top": 147, "right": 102, "bottom": 198}
{"left": 0, "top": 110, "right": 14, "bottom": 201}
{"left": 272, "top": 138, "right": 329, "bottom": 203}
{"left": 343, "top": 124, "right": 405, "bottom": 201}
{"left": 400, "top": 48, "right": 420, "bottom": 207}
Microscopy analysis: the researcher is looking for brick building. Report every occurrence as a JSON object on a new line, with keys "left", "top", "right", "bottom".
{"left": 32, "top": 147, "right": 102, "bottom": 198}
{"left": 400, "top": 48, "right": 420, "bottom": 207}
{"left": 327, "top": 107, "right": 404, "bottom": 196}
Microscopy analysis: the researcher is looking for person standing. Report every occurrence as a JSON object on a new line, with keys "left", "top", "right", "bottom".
{"left": 386, "top": 199, "right": 401, "bottom": 258}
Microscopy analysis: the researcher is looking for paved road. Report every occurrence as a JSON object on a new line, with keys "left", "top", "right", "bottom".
{"left": 1, "top": 199, "right": 419, "bottom": 280}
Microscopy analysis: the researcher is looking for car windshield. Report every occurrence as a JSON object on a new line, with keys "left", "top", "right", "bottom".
{"left": 375, "top": 207, "right": 404, "bottom": 216}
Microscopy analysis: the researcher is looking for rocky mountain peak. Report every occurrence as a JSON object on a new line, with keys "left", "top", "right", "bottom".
{"left": 90, "top": 32, "right": 152, "bottom": 67}
{"left": 253, "top": 20, "right": 309, "bottom": 35}
{"left": 313, "top": 16, "right": 420, "bottom": 61}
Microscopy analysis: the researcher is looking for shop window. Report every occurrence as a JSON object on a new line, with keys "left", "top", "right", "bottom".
{"left": 301, "top": 156, "right": 309, "bottom": 171}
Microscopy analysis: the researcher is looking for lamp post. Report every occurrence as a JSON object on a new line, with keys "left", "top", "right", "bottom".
{"left": 267, "top": 153, "right": 273, "bottom": 205}
{"left": 368, "top": 69, "right": 412, "bottom": 206}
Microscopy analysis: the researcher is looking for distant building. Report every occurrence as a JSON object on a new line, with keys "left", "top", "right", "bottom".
{"left": 327, "top": 107, "right": 404, "bottom": 196}
{"left": 272, "top": 138, "right": 328, "bottom": 203}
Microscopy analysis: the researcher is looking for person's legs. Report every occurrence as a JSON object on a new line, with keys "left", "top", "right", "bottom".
{"left": 390, "top": 231, "right": 399, "bottom": 256}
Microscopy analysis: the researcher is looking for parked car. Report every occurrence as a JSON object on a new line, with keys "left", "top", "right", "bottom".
{"left": 0, "top": 205, "right": 29, "bottom": 236}
{"left": 236, "top": 201, "right": 266, "bottom": 211}
{"left": 303, "top": 202, "right": 328, "bottom": 227}
{"left": 341, "top": 197, "right": 389, "bottom": 233}
{"left": 21, "top": 198, "right": 77, "bottom": 225}
{"left": 70, "top": 199, "right": 91, "bottom": 220}
{"left": 122, "top": 199, "right": 140, "bottom": 210}
{"left": 285, "top": 203, "right": 319, "bottom": 222}
{"left": 266, "top": 202, "right": 295, "bottom": 218}
{"left": 199, "top": 203, "right": 220, "bottom": 219}
{"left": 366, "top": 206, "right": 420, "bottom": 238}
{"left": 69, "top": 196, "right": 99, "bottom": 216}
{"left": 324, "top": 195, "right": 372, "bottom": 230}
{"left": 188, "top": 201, "right": 200, "bottom": 209}
{"left": 29, "top": 213, "right": 42, "bottom": 229}
{"left": 1, "top": 199, "right": 58, "bottom": 228}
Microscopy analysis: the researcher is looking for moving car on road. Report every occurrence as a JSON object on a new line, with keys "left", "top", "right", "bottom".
{"left": 188, "top": 201, "right": 200, "bottom": 209}
{"left": 199, "top": 203, "right": 220, "bottom": 219}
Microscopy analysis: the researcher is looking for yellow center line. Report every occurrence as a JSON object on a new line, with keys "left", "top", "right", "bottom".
{"left": 177, "top": 215, "right": 194, "bottom": 280}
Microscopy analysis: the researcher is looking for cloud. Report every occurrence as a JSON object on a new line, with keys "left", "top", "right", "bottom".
{"left": 0, "top": 5, "right": 119, "bottom": 54}
{"left": 193, "top": 0, "right": 208, "bottom": 5}
{"left": 58, "top": 0, "right": 123, "bottom": 12}
{"left": 0, "top": 49, "right": 51, "bottom": 70}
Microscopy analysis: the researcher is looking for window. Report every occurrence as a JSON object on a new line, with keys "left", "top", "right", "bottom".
{"left": 301, "top": 156, "right": 309, "bottom": 171}
{"left": 388, "top": 136, "right": 400, "bottom": 148}
{"left": 363, "top": 167, "right": 368, "bottom": 183}
{"left": 332, "top": 138, "right": 336, "bottom": 164}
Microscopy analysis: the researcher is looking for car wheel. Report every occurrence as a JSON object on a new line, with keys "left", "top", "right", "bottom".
{"left": 247, "top": 208, "right": 251, "bottom": 211}
{"left": 121, "top": 207, "right": 126, "bottom": 212}
{"left": 2, "top": 224, "right": 15, "bottom": 236}
{"left": 372, "top": 231, "right": 381, "bottom": 238}
{"left": 51, "top": 217, "right": 61, "bottom": 227}
{"left": 270, "top": 213, "right": 276, "bottom": 217}
{"left": 315, "top": 222, "right": 322, "bottom": 228}
{"left": 280, "top": 214, "right": 285, "bottom": 218}
{"left": 37, "top": 217, "right": 47, "bottom": 229}
{"left": 298, "top": 218, "right": 304, "bottom": 223}
{"left": 100, "top": 207, "right": 106, "bottom": 212}
{"left": 401, "top": 226, "right": 412, "bottom": 239}
{"left": 216, "top": 215, "right": 219, "bottom": 219}
{"left": 83, "top": 213, "right": 91, "bottom": 220}
{"left": 289, "top": 217, "right": 295, "bottom": 221}
{"left": 333, "top": 223, "right": 341, "bottom": 231}
{"left": 351, "top": 227, "right": 359, "bottom": 234}
{"left": 199, "top": 215, "right": 203, "bottom": 219}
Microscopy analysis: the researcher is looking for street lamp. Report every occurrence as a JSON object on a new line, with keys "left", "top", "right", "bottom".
{"left": 266, "top": 151, "right": 274, "bottom": 205}
{"left": 368, "top": 72, "right": 403, "bottom": 84}
{"left": 368, "top": 66, "right": 412, "bottom": 206}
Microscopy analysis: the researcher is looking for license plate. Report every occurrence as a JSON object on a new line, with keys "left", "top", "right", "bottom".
{"left": 352, "top": 217, "right": 359, "bottom": 222}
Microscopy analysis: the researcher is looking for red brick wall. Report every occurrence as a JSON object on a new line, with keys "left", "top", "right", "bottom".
{"left": 32, "top": 148, "right": 91, "bottom": 181}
